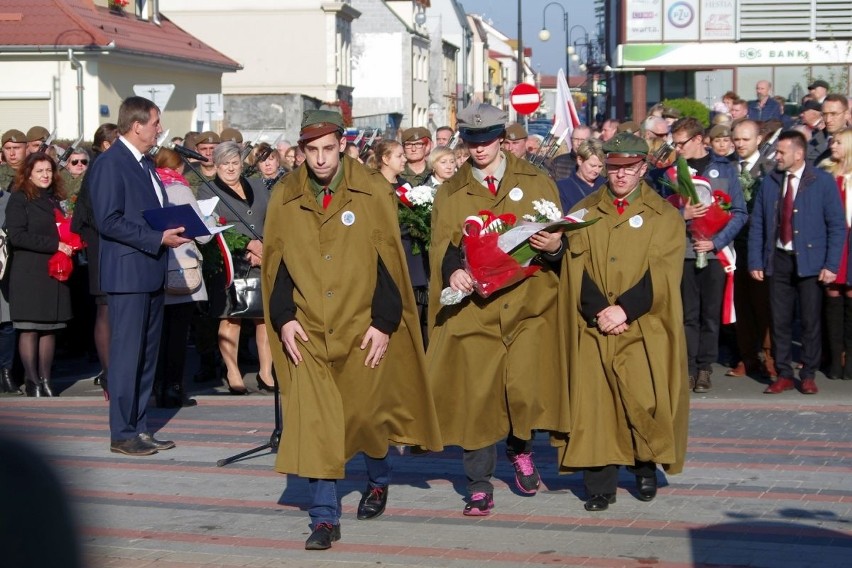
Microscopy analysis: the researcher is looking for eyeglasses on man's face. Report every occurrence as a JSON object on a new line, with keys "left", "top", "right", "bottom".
{"left": 70, "top": 159, "right": 88, "bottom": 166}
{"left": 673, "top": 134, "right": 699, "bottom": 149}
{"left": 403, "top": 141, "right": 426, "bottom": 149}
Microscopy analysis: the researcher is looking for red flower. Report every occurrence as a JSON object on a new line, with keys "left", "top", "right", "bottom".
{"left": 712, "top": 190, "right": 732, "bottom": 211}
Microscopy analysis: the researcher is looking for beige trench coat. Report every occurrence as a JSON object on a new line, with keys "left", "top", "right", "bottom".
{"left": 427, "top": 152, "right": 571, "bottom": 450}
{"left": 558, "top": 182, "right": 690, "bottom": 474}
{"left": 262, "top": 156, "right": 443, "bottom": 479}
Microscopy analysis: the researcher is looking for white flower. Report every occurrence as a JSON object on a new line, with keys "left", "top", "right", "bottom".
{"left": 407, "top": 185, "right": 435, "bottom": 207}
{"left": 531, "top": 199, "right": 562, "bottom": 222}
{"left": 522, "top": 214, "right": 537, "bottom": 222}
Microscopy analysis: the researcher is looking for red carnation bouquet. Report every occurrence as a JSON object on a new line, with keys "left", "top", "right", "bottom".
{"left": 664, "top": 158, "right": 733, "bottom": 269}
{"left": 440, "top": 202, "right": 598, "bottom": 304}
{"left": 48, "top": 209, "right": 85, "bottom": 281}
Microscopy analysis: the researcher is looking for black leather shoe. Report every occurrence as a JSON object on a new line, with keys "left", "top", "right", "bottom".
{"left": 0, "top": 368, "right": 20, "bottom": 394}
{"left": 255, "top": 376, "right": 276, "bottom": 393}
{"left": 24, "top": 379, "right": 41, "bottom": 398}
{"left": 636, "top": 475, "right": 658, "bottom": 501}
{"left": 584, "top": 493, "right": 616, "bottom": 512}
{"left": 138, "top": 432, "right": 175, "bottom": 450}
{"left": 357, "top": 485, "right": 388, "bottom": 520}
{"left": 304, "top": 522, "right": 341, "bottom": 550}
{"left": 110, "top": 435, "right": 159, "bottom": 456}
{"left": 158, "top": 384, "right": 197, "bottom": 408}
{"left": 39, "top": 377, "right": 55, "bottom": 397}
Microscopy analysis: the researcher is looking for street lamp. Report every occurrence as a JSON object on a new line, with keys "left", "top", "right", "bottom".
{"left": 565, "top": 25, "right": 610, "bottom": 125}
{"left": 538, "top": 2, "right": 570, "bottom": 76}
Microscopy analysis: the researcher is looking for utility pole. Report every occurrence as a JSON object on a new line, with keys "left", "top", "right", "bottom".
{"left": 517, "top": 0, "right": 523, "bottom": 86}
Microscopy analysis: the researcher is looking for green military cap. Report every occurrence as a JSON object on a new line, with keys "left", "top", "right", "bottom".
{"left": 708, "top": 124, "right": 731, "bottom": 140}
{"left": 617, "top": 120, "right": 640, "bottom": 135}
{"left": 400, "top": 127, "right": 431, "bottom": 143}
{"left": 220, "top": 127, "right": 243, "bottom": 143}
{"left": 26, "top": 126, "right": 50, "bottom": 142}
{"left": 195, "top": 131, "right": 221, "bottom": 145}
{"left": 457, "top": 103, "right": 507, "bottom": 143}
{"left": 1, "top": 129, "right": 26, "bottom": 145}
{"left": 602, "top": 132, "right": 649, "bottom": 166}
{"left": 504, "top": 123, "right": 528, "bottom": 141}
{"left": 299, "top": 109, "right": 344, "bottom": 142}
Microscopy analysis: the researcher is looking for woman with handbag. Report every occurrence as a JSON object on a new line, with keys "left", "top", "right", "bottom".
{"left": 6, "top": 153, "right": 74, "bottom": 397}
{"left": 153, "top": 148, "right": 213, "bottom": 407}
{"left": 198, "top": 141, "right": 272, "bottom": 394}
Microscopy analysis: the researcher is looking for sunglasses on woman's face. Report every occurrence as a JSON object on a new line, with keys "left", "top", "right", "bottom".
{"left": 70, "top": 159, "right": 89, "bottom": 166}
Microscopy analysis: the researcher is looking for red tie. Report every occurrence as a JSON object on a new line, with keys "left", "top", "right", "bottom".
{"left": 485, "top": 176, "right": 497, "bottom": 195}
{"left": 780, "top": 174, "right": 794, "bottom": 246}
{"left": 322, "top": 187, "right": 332, "bottom": 209}
{"left": 614, "top": 198, "right": 627, "bottom": 215}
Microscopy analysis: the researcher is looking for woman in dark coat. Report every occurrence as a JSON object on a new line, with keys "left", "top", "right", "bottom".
{"left": 6, "top": 153, "right": 74, "bottom": 397}
{"left": 555, "top": 139, "right": 606, "bottom": 212}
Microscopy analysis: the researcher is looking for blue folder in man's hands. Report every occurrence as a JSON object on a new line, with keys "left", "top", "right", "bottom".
{"left": 143, "top": 204, "right": 228, "bottom": 238}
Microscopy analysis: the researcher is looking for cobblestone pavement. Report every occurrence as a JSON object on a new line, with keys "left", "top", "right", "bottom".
{"left": 1, "top": 361, "right": 851, "bottom": 567}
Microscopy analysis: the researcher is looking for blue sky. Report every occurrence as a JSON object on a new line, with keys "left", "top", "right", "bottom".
{"left": 458, "top": 0, "right": 598, "bottom": 76}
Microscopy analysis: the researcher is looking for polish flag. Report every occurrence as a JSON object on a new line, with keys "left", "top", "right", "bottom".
{"left": 555, "top": 68, "right": 581, "bottom": 150}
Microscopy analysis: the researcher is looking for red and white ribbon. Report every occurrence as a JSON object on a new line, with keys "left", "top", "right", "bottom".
{"left": 717, "top": 245, "right": 737, "bottom": 324}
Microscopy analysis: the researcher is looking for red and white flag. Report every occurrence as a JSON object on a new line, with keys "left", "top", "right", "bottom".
{"left": 555, "top": 68, "right": 581, "bottom": 151}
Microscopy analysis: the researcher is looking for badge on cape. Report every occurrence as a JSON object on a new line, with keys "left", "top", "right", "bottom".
{"left": 629, "top": 214, "right": 643, "bottom": 228}
{"left": 708, "top": 169, "right": 719, "bottom": 179}
{"left": 509, "top": 187, "right": 524, "bottom": 201}
{"left": 341, "top": 210, "right": 355, "bottom": 226}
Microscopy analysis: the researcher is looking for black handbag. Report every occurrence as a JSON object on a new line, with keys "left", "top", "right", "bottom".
{"left": 226, "top": 265, "right": 263, "bottom": 319}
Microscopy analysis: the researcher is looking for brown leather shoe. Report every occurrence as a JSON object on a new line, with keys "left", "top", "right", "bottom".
{"left": 694, "top": 370, "right": 712, "bottom": 393}
{"left": 110, "top": 434, "right": 158, "bottom": 456}
{"left": 764, "top": 376, "right": 795, "bottom": 394}
{"left": 800, "top": 377, "right": 819, "bottom": 394}
{"left": 725, "top": 362, "right": 747, "bottom": 377}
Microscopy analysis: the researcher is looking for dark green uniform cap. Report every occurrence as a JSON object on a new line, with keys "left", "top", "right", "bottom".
{"left": 602, "top": 132, "right": 649, "bottom": 166}
{"left": 26, "top": 126, "right": 50, "bottom": 142}
{"left": 299, "top": 110, "right": 344, "bottom": 142}
{"left": 2, "top": 129, "right": 26, "bottom": 145}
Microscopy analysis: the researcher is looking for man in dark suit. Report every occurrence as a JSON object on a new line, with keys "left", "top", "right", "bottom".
{"left": 748, "top": 130, "right": 846, "bottom": 395}
{"left": 726, "top": 120, "right": 776, "bottom": 379}
{"left": 88, "top": 96, "right": 190, "bottom": 455}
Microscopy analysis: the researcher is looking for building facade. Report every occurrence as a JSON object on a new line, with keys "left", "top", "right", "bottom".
{"left": 603, "top": 0, "right": 852, "bottom": 120}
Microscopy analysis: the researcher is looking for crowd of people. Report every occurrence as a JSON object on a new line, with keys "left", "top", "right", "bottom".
{"left": 0, "top": 77, "right": 850, "bottom": 550}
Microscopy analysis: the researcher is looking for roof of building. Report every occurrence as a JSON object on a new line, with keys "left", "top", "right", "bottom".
{"left": 0, "top": 0, "right": 241, "bottom": 71}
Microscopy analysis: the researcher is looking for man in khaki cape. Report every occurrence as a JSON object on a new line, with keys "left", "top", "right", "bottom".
{"left": 561, "top": 132, "right": 689, "bottom": 512}
{"left": 262, "top": 110, "right": 442, "bottom": 550}
{"left": 427, "top": 103, "right": 570, "bottom": 516}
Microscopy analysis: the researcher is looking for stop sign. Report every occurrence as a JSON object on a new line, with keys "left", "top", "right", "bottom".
{"left": 510, "top": 83, "right": 541, "bottom": 115}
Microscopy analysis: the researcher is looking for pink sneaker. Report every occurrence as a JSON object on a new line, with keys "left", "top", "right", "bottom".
{"left": 508, "top": 452, "right": 540, "bottom": 494}
{"left": 463, "top": 492, "right": 494, "bottom": 516}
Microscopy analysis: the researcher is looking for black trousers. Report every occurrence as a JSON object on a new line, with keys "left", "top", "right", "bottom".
{"left": 681, "top": 259, "right": 725, "bottom": 376}
{"left": 583, "top": 461, "right": 657, "bottom": 495}
{"left": 768, "top": 250, "right": 823, "bottom": 380}
{"left": 463, "top": 433, "right": 532, "bottom": 494}
{"left": 157, "top": 302, "right": 195, "bottom": 387}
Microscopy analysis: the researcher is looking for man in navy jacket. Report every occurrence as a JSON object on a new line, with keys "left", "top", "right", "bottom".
{"left": 88, "top": 96, "right": 190, "bottom": 455}
{"left": 748, "top": 130, "right": 845, "bottom": 395}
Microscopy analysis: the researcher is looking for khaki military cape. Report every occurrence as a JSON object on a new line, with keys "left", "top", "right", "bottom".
{"left": 262, "top": 155, "right": 443, "bottom": 479}
{"left": 558, "top": 181, "right": 689, "bottom": 474}
{"left": 427, "top": 152, "right": 571, "bottom": 450}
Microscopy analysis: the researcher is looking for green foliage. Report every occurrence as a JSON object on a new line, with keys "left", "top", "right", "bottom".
{"left": 662, "top": 98, "right": 710, "bottom": 128}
